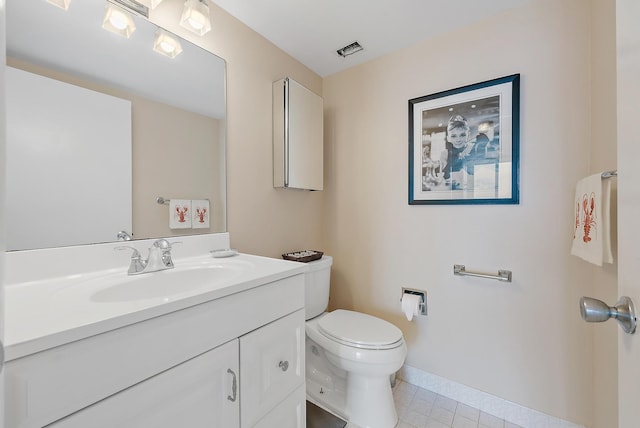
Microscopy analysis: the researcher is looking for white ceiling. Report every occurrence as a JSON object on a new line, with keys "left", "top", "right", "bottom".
{"left": 211, "top": 0, "right": 532, "bottom": 77}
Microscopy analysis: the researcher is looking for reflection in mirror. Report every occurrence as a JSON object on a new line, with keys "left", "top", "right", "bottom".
{"left": 5, "top": 0, "right": 226, "bottom": 251}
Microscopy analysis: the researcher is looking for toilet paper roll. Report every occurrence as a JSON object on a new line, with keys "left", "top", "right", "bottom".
{"left": 401, "top": 293, "right": 422, "bottom": 321}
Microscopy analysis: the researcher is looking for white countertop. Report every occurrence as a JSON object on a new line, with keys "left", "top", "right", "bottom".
{"left": 4, "top": 247, "right": 307, "bottom": 361}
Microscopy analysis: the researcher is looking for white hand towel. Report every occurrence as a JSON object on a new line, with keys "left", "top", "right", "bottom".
{"left": 191, "top": 199, "right": 210, "bottom": 229}
{"left": 170, "top": 199, "right": 192, "bottom": 229}
{"left": 571, "top": 173, "right": 613, "bottom": 266}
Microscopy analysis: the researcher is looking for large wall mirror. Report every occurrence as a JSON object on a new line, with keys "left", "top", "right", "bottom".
{"left": 5, "top": 0, "right": 226, "bottom": 251}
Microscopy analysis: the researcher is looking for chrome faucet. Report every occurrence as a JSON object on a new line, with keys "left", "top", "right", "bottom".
{"left": 148, "top": 238, "right": 176, "bottom": 271}
{"left": 116, "top": 239, "right": 177, "bottom": 275}
{"left": 116, "top": 230, "right": 133, "bottom": 241}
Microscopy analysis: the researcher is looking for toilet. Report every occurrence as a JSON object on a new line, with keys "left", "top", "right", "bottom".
{"left": 304, "top": 256, "right": 407, "bottom": 428}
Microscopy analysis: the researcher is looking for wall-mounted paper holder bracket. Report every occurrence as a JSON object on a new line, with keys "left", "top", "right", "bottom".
{"left": 401, "top": 287, "right": 428, "bottom": 316}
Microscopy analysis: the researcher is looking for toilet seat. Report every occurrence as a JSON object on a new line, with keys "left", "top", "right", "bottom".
{"left": 318, "top": 309, "right": 403, "bottom": 350}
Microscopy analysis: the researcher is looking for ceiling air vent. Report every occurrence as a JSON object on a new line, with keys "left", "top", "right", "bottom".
{"left": 336, "top": 41, "right": 363, "bottom": 58}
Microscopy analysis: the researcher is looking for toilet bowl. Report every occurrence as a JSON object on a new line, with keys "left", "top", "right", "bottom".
{"left": 304, "top": 256, "right": 407, "bottom": 428}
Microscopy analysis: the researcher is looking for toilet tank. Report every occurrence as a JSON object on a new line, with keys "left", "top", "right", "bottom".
{"left": 304, "top": 255, "right": 332, "bottom": 320}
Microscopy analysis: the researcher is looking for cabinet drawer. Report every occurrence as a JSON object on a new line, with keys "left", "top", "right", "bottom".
{"left": 49, "top": 339, "right": 240, "bottom": 428}
{"left": 252, "top": 385, "right": 306, "bottom": 428}
{"left": 240, "top": 309, "right": 305, "bottom": 427}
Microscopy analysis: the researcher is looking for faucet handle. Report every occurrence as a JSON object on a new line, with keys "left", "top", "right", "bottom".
{"left": 152, "top": 239, "right": 183, "bottom": 253}
{"left": 152, "top": 238, "right": 177, "bottom": 249}
{"left": 115, "top": 246, "right": 146, "bottom": 274}
{"left": 115, "top": 245, "right": 141, "bottom": 257}
{"left": 152, "top": 240, "right": 182, "bottom": 269}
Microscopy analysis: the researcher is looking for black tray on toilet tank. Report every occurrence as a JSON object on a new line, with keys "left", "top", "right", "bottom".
{"left": 282, "top": 250, "right": 323, "bottom": 263}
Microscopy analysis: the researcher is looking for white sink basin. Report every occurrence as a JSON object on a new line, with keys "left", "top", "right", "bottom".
{"left": 91, "top": 264, "right": 245, "bottom": 302}
{"left": 44, "top": 259, "right": 253, "bottom": 306}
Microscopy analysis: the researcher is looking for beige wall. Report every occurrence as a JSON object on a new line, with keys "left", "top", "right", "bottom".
{"left": 323, "top": 0, "right": 596, "bottom": 424}
{"left": 590, "top": 0, "right": 618, "bottom": 426}
{"left": 132, "top": 98, "right": 225, "bottom": 238}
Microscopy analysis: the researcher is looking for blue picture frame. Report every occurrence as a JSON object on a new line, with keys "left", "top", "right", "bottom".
{"left": 408, "top": 74, "right": 520, "bottom": 205}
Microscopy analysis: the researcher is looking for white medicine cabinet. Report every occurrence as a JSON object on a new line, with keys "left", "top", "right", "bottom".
{"left": 273, "top": 77, "right": 324, "bottom": 191}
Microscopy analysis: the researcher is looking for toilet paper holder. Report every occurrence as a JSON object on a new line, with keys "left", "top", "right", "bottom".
{"left": 401, "top": 288, "right": 427, "bottom": 316}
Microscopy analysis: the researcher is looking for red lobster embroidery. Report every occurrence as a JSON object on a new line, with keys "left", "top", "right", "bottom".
{"left": 581, "top": 192, "right": 597, "bottom": 243}
{"left": 175, "top": 206, "right": 189, "bottom": 223}
{"left": 196, "top": 207, "right": 207, "bottom": 223}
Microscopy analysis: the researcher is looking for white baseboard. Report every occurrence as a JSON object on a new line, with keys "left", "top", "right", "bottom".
{"left": 398, "top": 365, "right": 585, "bottom": 428}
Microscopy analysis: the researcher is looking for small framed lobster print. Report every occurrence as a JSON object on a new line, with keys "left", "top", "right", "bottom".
{"left": 408, "top": 74, "right": 520, "bottom": 205}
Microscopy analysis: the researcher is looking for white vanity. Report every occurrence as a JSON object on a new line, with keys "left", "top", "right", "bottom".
{"left": 4, "top": 2, "right": 311, "bottom": 427}
{"left": 4, "top": 234, "right": 307, "bottom": 428}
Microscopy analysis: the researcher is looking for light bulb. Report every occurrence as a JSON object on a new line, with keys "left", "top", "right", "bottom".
{"left": 102, "top": 4, "right": 136, "bottom": 38}
{"left": 180, "top": 0, "right": 211, "bottom": 36}
{"left": 188, "top": 16, "right": 205, "bottom": 30}
{"left": 160, "top": 41, "right": 175, "bottom": 53}
{"left": 109, "top": 11, "right": 128, "bottom": 30}
{"left": 153, "top": 29, "right": 183, "bottom": 58}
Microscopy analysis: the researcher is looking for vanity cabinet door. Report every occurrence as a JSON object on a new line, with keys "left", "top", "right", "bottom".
{"left": 240, "top": 309, "right": 305, "bottom": 428}
{"left": 50, "top": 339, "right": 240, "bottom": 428}
{"left": 252, "top": 385, "right": 306, "bottom": 428}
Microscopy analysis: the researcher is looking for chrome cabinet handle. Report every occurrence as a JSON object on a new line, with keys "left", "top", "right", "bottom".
{"left": 0, "top": 339, "right": 4, "bottom": 375}
{"left": 227, "top": 368, "right": 237, "bottom": 402}
{"left": 278, "top": 360, "right": 289, "bottom": 372}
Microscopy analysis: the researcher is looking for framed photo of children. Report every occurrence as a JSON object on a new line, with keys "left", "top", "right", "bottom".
{"left": 408, "top": 74, "right": 520, "bottom": 205}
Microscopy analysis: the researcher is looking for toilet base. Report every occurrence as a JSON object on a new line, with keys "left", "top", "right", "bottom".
{"left": 345, "top": 373, "right": 398, "bottom": 428}
{"left": 307, "top": 363, "right": 398, "bottom": 428}
{"left": 306, "top": 377, "right": 347, "bottom": 421}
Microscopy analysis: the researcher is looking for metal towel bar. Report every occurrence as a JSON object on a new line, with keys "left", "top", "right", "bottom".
{"left": 453, "top": 264, "right": 512, "bottom": 282}
{"left": 601, "top": 170, "right": 617, "bottom": 179}
{"left": 157, "top": 196, "right": 210, "bottom": 205}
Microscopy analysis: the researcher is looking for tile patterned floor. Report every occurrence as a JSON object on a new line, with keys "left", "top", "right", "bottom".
{"left": 307, "top": 380, "right": 525, "bottom": 428}
{"left": 392, "top": 380, "right": 524, "bottom": 428}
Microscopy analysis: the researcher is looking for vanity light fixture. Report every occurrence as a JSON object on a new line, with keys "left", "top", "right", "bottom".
{"left": 153, "top": 29, "right": 183, "bottom": 58}
{"left": 102, "top": 3, "right": 137, "bottom": 38}
{"left": 107, "top": 0, "right": 149, "bottom": 17}
{"left": 180, "top": 0, "right": 212, "bottom": 36}
{"left": 46, "top": 0, "right": 71, "bottom": 10}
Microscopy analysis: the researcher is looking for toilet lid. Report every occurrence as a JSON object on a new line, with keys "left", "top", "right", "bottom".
{"left": 318, "top": 310, "right": 403, "bottom": 349}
